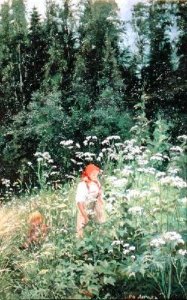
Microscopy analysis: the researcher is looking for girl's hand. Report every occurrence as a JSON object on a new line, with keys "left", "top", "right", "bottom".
{"left": 84, "top": 215, "right": 89, "bottom": 225}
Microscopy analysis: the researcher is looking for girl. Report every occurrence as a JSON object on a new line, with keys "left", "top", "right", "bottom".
{"left": 75, "top": 163, "right": 105, "bottom": 238}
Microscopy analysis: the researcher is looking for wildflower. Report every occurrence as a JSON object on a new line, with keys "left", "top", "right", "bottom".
{"left": 128, "top": 206, "right": 143, "bottom": 215}
{"left": 27, "top": 161, "right": 32, "bottom": 166}
{"left": 37, "top": 157, "right": 43, "bottom": 162}
{"left": 137, "top": 159, "right": 149, "bottom": 166}
{"left": 123, "top": 249, "right": 130, "bottom": 254}
{"left": 156, "top": 171, "right": 166, "bottom": 178}
{"left": 170, "top": 146, "right": 183, "bottom": 153}
{"left": 178, "top": 197, "right": 187, "bottom": 205}
{"left": 42, "top": 152, "right": 51, "bottom": 160}
{"left": 178, "top": 249, "right": 187, "bottom": 256}
{"left": 177, "top": 135, "right": 187, "bottom": 142}
{"left": 130, "top": 125, "right": 139, "bottom": 132}
{"left": 124, "top": 154, "right": 134, "bottom": 160}
{"left": 60, "top": 140, "right": 73, "bottom": 146}
{"left": 105, "top": 203, "right": 114, "bottom": 212}
{"left": 150, "top": 154, "right": 164, "bottom": 161}
{"left": 38, "top": 269, "right": 49, "bottom": 275}
{"left": 48, "top": 159, "right": 54, "bottom": 164}
{"left": 131, "top": 255, "right": 136, "bottom": 260}
{"left": 34, "top": 151, "right": 42, "bottom": 157}
{"left": 150, "top": 237, "right": 166, "bottom": 247}
{"left": 163, "top": 231, "right": 184, "bottom": 244}
{"left": 76, "top": 143, "right": 80, "bottom": 148}
{"left": 112, "top": 178, "right": 128, "bottom": 188}
{"left": 167, "top": 167, "right": 179, "bottom": 175}
{"left": 159, "top": 176, "right": 187, "bottom": 188}
{"left": 121, "top": 166, "right": 133, "bottom": 177}
{"left": 111, "top": 240, "right": 123, "bottom": 246}
{"left": 129, "top": 246, "right": 135, "bottom": 251}
{"left": 125, "top": 189, "right": 141, "bottom": 200}
{"left": 1, "top": 178, "right": 10, "bottom": 187}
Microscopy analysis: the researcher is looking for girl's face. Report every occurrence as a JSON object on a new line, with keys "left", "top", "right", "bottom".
{"left": 89, "top": 170, "right": 100, "bottom": 181}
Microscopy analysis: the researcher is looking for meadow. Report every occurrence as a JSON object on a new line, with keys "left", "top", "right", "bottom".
{"left": 0, "top": 133, "right": 187, "bottom": 299}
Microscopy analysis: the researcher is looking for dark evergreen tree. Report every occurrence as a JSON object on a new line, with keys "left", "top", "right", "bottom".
{"left": 43, "top": 0, "right": 76, "bottom": 99}
{"left": 141, "top": 0, "right": 174, "bottom": 121}
{"left": 24, "top": 7, "right": 47, "bottom": 106}
{"left": 175, "top": 0, "right": 187, "bottom": 134}
{"left": 0, "top": 1, "right": 12, "bottom": 124}
{"left": 0, "top": 0, "right": 28, "bottom": 121}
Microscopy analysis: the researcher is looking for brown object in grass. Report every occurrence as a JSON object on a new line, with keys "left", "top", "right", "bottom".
{"left": 21, "top": 211, "right": 48, "bottom": 249}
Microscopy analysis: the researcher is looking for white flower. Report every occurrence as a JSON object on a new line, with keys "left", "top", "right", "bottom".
{"left": 178, "top": 197, "right": 187, "bottom": 205}
{"left": 42, "top": 152, "right": 51, "bottom": 160}
{"left": 123, "top": 249, "right": 130, "bottom": 255}
{"left": 170, "top": 146, "right": 183, "bottom": 153}
{"left": 178, "top": 249, "right": 187, "bottom": 256}
{"left": 159, "top": 176, "right": 187, "bottom": 188}
{"left": 156, "top": 171, "right": 166, "bottom": 178}
{"left": 150, "top": 154, "right": 164, "bottom": 161}
{"left": 163, "top": 231, "right": 184, "bottom": 244}
{"left": 111, "top": 240, "right": 123, "bottom": 246}
{"left": 150, "top": 237, "right": 166, "bottom": 247}
{"left": 129, "top": 246, "right": 135, "bottom": 251}
{"left": 75, "top": 143, "right": 80, "bottom": 148}
{"left": 34, "top": 151, "right": 42, "bottom": 157}
{"left": 48, "top": 159, "right": 54, "bottom": 164}
{"left": 125, "top": 189, "right": 141, "bottom": 200}
{"left": 37, "top": 157, "right": 43, "bottom": 162}
{"left": 137, "top": 159, "right": 149, "bottom": 166}
{"left": 128, "top": 206, "right": 143, "bottom": 215}
{"left": 121, "top": 166, "right": 133, "bottom": 177}
{"left": 112, "top": 178, "right": 128, "bottom": 188}
{"left": 177, "top": 135, "right": 187, "bottom": 141}
{"left": 60, "top": 140, "right": 73, "bottom": 146}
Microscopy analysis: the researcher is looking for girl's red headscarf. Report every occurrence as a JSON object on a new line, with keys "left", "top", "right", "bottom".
{"left": 81, "top": 164, "right": 100, "bottom": 181}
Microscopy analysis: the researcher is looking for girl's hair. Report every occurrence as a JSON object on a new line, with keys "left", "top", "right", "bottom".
{"left": 28, "top": 211, "right": 43, "bottom": 224}
{"left": 81, "top": 163, "right": 100, "bottom": 180}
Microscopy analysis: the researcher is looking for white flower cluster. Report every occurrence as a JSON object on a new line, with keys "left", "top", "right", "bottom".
{"left": 75, "top": 151, "right": 96, "bottom": 162}
{"left": 120, "top": 166, "right": 134, "bottom": 177}
{"left": 150, "top": 153, "right": 164, "bottom": 161}
{"left": 159, "top": 176, "right": 187, "bottom": 188}
{"left": 177, "top": 135, "right": 187, "bottom": 142}
{"left": 170, "top": 146, "right": 183, "bottom": 153}
{"left": 167, "top": 167, "right": 179, "bottom": 175}
{"left": 178, "top": 197, "right": 187, "bottom": 205}
{"left": 137, "top": 167, "right": 156, "bottom": 174}
{"left": 60, "top": 140, "right": 74, "bottom": 149}
{"left": 178, "top": 249, "right": 187, "bottom": 256}
{"left": 111, "top": 240, "right": 136, "bottom": 257}
{"left": 1, "top": 178, "right": 10, "bottom": 187}
{"left": 34, "top": 151, "right": 53, "bottom": 163}
{"left": 101, "top": 135, "right": 121, "bottom": 145}
{"left": 150, "top": 231, "right": 184, "bottom": 248}
{"left": 112, "top": 178, "right": 128, "bottom": 188}
{"left": 83, "top": 136, "right": 97, "bottom": 146}
{"left": 125, "top": 189, "right": 141, "bottom": 200}
{"left": 128, "top": 206, "right": 143, "bottom": 215}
